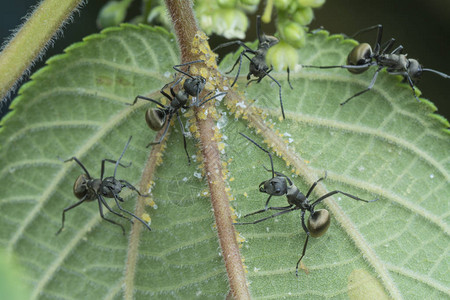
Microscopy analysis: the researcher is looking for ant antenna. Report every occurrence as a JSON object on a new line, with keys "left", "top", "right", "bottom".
{"left": 240, "top": 133, "right": 274, "bottom": 178}
{"left": 114, "top": 136, "right": 132, "bottom": 179}
{"left": 173, "top": 60, "right": 205, "bottom": 79}
{"left": 422, "top": 68, "right": 450, "bottom": 78}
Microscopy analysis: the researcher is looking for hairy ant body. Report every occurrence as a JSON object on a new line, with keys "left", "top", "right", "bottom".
{"left": 303, "top": 24, "right": 449, "bottom": 105}
{"left": 235, "top": 133, "right": 377, "bottom": 276}
{"left": 129, "top": 60, "right": 226, "bottom": 164}
{"left": 56, "top": 136, "right": 151, "bottom": 235}
{"left": 213, "top": 15, "right": 292, "bottom": 119}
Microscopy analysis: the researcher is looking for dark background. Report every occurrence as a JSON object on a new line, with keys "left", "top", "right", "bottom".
{"left": 1, "top": 0, "right": 449, "bottom": 121}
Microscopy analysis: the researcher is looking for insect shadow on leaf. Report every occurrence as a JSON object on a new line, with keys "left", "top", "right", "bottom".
{"left": 213, "top": 15, "right": 293, "bottom": 119}
{"left": 234, "top": 133, "right": 378, "bottom": 276}
{"left": 303, "top": 24, "right": 450, "bottom": 105}
{"left": 128, "top": 60, "right": 227, "bottom": 164}
{"left": 56, "top": 136, "right": 152, "bottom": 235}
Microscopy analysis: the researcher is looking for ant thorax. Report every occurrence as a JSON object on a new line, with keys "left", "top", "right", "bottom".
{"left": 100, "top": 177, "right": 123, "bottom": 198}
{"left": 379, "top": 53, "right": 409, "bottom": 71}
{"left": 286, "top": 185, "right": 308, "bottom": 209}
{"left": 249, "top": 55, "right": 270, "bottom": 78}
{"left": 173, "top": 90, "right": 189, "bottom": 108}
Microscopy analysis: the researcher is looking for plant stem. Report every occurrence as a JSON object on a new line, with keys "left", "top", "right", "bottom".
{"left": 164, "top": 1, "right": 250, "bottom": 298}
{"left": 0, "top": 0, "right": 84, "bottom": 100}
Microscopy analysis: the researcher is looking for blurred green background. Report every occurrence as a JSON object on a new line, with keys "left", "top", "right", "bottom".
{"left": 0, "top": 0, "right": 449, "bottom": 119}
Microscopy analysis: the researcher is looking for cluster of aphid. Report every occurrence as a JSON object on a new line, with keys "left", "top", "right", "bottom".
{"left": 57, "top": 16, "right": 448, "bottom": 276}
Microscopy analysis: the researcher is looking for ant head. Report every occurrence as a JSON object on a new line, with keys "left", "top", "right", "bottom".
{"left": 347, "top": 43, "right": 373, "bottom": 74}
{"left": 407, "top": 59, "right": 422, "bottom": 79}
{"left": 259, "top": 177, "right": 287, "bottom": 196}
{"left": 145, "top": 108, "right": 166, "bottom": 131}
{"left": 260, "top": 34, "right": 279, "bottom": 48}
{"left": 307, "top": 209, "right": 330, "bottom": 237}
{"left": 183, "top": 76, "right": 206, "bottom": 97}
{"left": 73, "top": 174, "right": 89, "bottom": 199}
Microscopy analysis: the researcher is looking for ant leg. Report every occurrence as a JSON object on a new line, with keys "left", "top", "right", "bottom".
{"left": 311, "top": 190, "right": 378, "bottom": 209}
{"left": 379, "top": 38, "right": 396, "bottom": 55}
{"left": 240, "top": 133, "right": 275, "bottom": 178}
{"left": 265, "top": 72, "right": 285, "bottom": 120}
{"left": 404, "top": 73, "right": 420, "bottom": 102}
{"left": 296, "top": 210, "right": 310, "bottom": 276}
{"left": 243, "top": 201, "right": 293, "bottom": 218}
{"left": 235, "top": 206, "right": 297, "bottom": 225}
{"left": 147, "top": 113, "right": 173, "bottom": 148}
{"left": 97, "top": 196, "right": 126, "bottom": 235}
{"left": 160, "top": 76, "right": 183, "bottom": 98}
{"left": 120, "top": 180, "right": 149, "bottom": 197}
{"left": 55, "top": 197, "right": 86, "bottom": 235}
{"left": 102, "top": 159, "right": 131, "bottom": 169}
{"left": 102, "top": 158, "right": 131, "bottom": 180}
{"left": 340, "top": 66, "right": 383, "bottom": 105}
{"left": 112, "top": 194, "right": 152, "bottom": 232}
{"left": 63, "top": 157, "right": 91, "bottom": 179}
{"left": 128, "top": 95, "right": 166, "bottom": 108}
{"left": 228, "top": 49, "right": 257, "bottom": 87}
{"left": 351, "top": 24, "right": 383, "bottom": 51}
{"left": 176, "top": 111, "right": 191, "bottom": 164}
{"left": 287, "top": 67, "right": 293, "bottom": 90}
{"left": 228, "top": 51, "right": 245, "bottom": 87}
{"left": 305, "top": 172, "right": 327, "bottom": 198}
{"left": 390, "top": 45, "right": 403, "bottom": 55}
{"left": 173, "top": 60, "right": 204, "bottom": 79}
{"left": 98, "top": 194, "right": 134, "bottom": 225}
{"left": 197, "top": 92, "right": 227, "bottom": 107}
{"left": 389, "top": 71, "right": 420, "bottom": 102}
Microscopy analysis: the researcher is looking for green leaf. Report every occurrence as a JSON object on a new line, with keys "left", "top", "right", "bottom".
{"left": 0, "top": 25, "right": 448, "bottom": 299}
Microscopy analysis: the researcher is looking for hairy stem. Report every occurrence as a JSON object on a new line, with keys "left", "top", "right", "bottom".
{"left": 164, "top": 0, "right": 250, "bottom": 298}
{"left": 0, "top": 0, "right": 84, "bottom": 100}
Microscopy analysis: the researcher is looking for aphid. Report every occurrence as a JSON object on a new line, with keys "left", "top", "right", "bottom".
{"left": 129, "top": 60, "right": 226, "bottom": 164}
{"left": 235, "top": 133, "right": 377, "bottom": 276}
{"left": 303, "top": 24, "right": 450, "bottom": 105}
{"left": 213, "top": 15, "right": 293, "bottom": 119}
{"left": 56, "top": 136, "right": 151, "bottom": 235}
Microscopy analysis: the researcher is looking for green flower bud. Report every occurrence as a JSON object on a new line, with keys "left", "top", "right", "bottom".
{"left": 293, "top": 7, "right": 314, "bottom": 25}
{"left": 239, "top": 0, "right": 260, "bottom": 5}
{"left": 266, "top": 41, "right": 299, "bottom": 72}
{"left": 212, "top": 9, "right": 249, "bottom": 39}
{"left": 218, "top": 0, "right": 238, "bottom": 8}
{"left": 279, "top": 21, "right": 306, "bottom": 48}
{"left": 274, "top": 0, "right": 291, "bottom": 10}
{"left": 296, "top": 0, "right": 325, "bottom": 8}
{"left": 97, "top": 1, "right": 127, "bottom": 29}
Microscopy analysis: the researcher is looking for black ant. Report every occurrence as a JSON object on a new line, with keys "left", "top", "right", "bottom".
{"left": 128, "top": 60, "right": 227, "bottom": 164}
{"left": 235, "top": 133, "right": 377, "bottom": 276}
{"left": 213, "top": 15, "right": 293, "bottom": 119}
{"left": 302, "top": 24, "right": 450, "bottom": 105}
{"left": 56, "top": 136, "right": 152, "bottom": 235}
